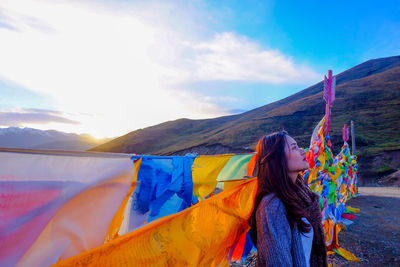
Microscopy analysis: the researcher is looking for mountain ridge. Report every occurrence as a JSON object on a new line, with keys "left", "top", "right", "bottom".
{"left": 91, "top": 55, "right": 400, "bottom": 153}
{"left": 0, "top": 127, "right": 111, "bottom": 151}
{"left": 90, "top": 55, "right": 400, "bottom": 184}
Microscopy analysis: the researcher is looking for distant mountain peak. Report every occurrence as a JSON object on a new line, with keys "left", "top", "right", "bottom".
{"left": 0, "top": 127, "right": 108, "bottom": 150}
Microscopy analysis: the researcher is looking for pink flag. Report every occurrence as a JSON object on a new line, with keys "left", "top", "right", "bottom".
{"left": 323, "top": 70, "right": 336, "bottom": 133}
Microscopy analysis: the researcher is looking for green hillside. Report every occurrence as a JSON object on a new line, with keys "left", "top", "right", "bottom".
{"left": 90, "top": 56, "right": 400, "bottom": 184}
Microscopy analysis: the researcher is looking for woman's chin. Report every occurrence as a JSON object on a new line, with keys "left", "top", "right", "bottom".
{"left": 301, "top": 163, "right": 309, "bottom": 171}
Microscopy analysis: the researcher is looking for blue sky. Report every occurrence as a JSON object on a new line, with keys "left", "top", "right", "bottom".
{"left": 0, "top": 0, "right": 399, "bottom": 138}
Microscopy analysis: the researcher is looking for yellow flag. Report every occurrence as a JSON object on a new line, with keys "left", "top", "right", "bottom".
{"left": 192, "top": 154, "right": 233, "bottom": 200}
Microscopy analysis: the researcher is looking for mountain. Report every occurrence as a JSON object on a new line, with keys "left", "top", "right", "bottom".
{"left": 90, "top": 55, "right": 400, "bottom": 184}
{"left": 0, "top": 127, "right": 111, "bottom": 151}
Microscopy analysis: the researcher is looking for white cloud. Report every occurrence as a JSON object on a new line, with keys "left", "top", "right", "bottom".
{"left": 0, "top": 108, "right": 80, "bottom": 126}
{"left": 190, "top": 32, "right": 319, "bottom": 83}
{"left": 0, "top": 0, "right": 319, "bottom": 138}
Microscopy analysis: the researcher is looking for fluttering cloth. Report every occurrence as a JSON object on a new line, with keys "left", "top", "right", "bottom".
{"left": 0, "top": 149, "right": 134, "bottom": 266}
{"left": 54, "top": 179, "right": 258, "bottom": 267}
{"left": 0, "top": 149, "right": 257, "bottom": 266}
{"left": 303, "top": 122, "right": 359, "bottom": 261}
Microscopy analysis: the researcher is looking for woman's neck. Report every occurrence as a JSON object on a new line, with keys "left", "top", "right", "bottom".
{"left": 288, "top": 172, "right": 298, "bottom": 183}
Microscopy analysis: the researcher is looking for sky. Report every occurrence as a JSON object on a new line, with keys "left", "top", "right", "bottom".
{"left": 0, "top": 0, "right": 399, "bottom": 138}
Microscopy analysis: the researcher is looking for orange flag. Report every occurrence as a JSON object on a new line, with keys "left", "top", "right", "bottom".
{"left": 54, "top": 179, "right": 257, "bottom": 267}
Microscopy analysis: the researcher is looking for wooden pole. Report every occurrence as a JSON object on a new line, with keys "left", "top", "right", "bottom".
{"left": 351, "top": 120, "right": 356, "bottom": 155}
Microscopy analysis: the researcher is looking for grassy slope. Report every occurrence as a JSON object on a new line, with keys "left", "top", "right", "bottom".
{"left": 91, "top": 56, "right": 400, "bottom": 162}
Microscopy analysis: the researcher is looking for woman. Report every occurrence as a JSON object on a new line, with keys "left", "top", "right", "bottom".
{"left": 248, "top": 131, "right": 327, "bottom": 267}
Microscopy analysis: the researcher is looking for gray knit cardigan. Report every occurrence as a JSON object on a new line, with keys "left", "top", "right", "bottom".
{"left": 256, "top": 194, "right": 307, "bottom": 267}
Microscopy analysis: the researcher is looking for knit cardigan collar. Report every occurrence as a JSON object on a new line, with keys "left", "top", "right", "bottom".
{"left": 295, "top": 179, "right": 328, "bottom": 267}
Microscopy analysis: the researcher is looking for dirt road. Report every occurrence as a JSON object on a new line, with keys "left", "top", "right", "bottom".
{"left": 328, "top": 187, "right": 400, "bottom": 266}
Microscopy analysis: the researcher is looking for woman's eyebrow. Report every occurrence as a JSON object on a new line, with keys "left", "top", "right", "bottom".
{"left": 290, "top": 143, "right": 297, "bottom": 147}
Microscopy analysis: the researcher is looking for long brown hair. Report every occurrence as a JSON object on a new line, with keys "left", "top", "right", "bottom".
{"left": 248, "top": 131, "right": 311, "bottom": 246}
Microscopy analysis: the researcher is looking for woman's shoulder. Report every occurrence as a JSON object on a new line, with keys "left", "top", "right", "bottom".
{"left": 256, "top": 194, "right": 290, "bottom": 231}
{"left": 258, "top": 193, "right": 286, "bottom": 214}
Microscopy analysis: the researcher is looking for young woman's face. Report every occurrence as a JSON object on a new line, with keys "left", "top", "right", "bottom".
{"left": 284, "top": 135, "right": 309, "bottom": 173}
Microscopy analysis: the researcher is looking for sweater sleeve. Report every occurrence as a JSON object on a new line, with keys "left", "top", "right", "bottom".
{"left": 256, "top": 195, "right": 293, "bottom": 267}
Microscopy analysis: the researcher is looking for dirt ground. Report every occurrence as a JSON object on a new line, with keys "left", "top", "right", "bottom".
{"left": 231, "top": 187, "right": 400, "bottom": 267}
{"left": 328, "top": 187, "right": 400, "bottom": 266}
